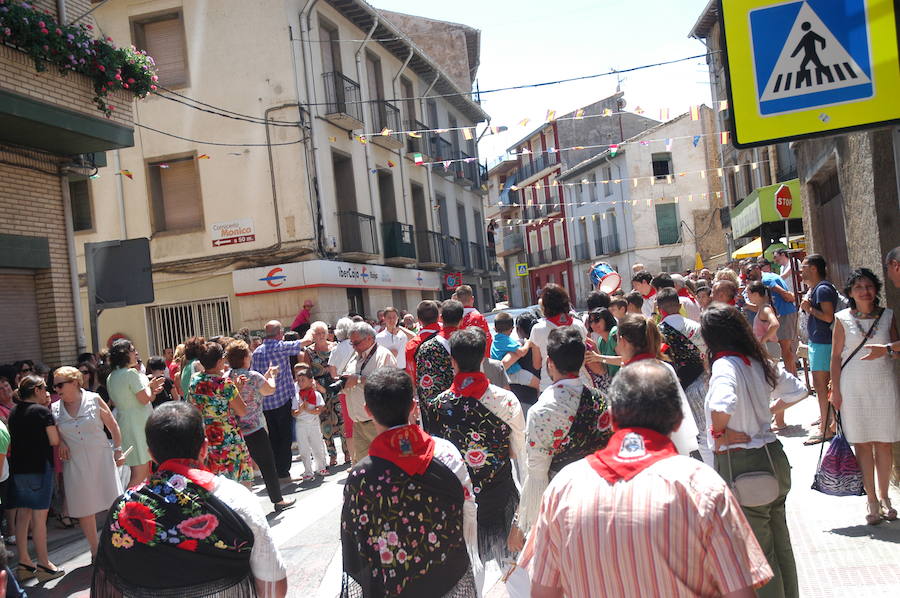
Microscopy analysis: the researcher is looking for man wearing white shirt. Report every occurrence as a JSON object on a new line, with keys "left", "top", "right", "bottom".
{"left": 631, "top": 271, "right": 657, "bottom": 319}
{"left": 374, "top": 306, "right": 414, "bottom": 370}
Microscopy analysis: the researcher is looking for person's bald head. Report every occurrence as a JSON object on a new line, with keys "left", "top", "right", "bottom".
{"left": 712, "top": 280, "right": 737, "bottom": 304}
{"left": 609, "top": 360, "right": 683, "bottom": 435}
{"left": 265, "top": 320, "right": 284, "bottom": 339}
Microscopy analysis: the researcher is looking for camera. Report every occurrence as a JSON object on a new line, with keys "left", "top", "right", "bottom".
{"left": 329, "top": 376, "right": 349, "bottom": 393}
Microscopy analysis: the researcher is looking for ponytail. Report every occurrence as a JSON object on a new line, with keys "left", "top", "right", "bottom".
{"left": 617, "top": 314, "right": 665, "bottom": 360}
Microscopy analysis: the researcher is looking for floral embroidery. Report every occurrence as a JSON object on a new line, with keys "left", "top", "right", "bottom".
{"left": 118, "top": 501, "right": 157, "bottom": 543}
{"left": 177, "top": 514, "right": 219, "bottom": 539}
{"left": 187, "top": 374, "right": 252, "bottom": 482}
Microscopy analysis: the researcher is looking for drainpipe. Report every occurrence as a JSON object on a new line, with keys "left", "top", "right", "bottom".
{"left": 56, "top": 0, "right": 67, "bottom": 22}
{"left": 113, "top": 149, "right": 127, "bottom": 238}
{"left": 59, "top": 175, "right": 87, "bottom": 354}
{"left": 612, "top": 160, "right": 633, "bottom": 276}
{"left": 420, "top": 74, "right": 440, "bottom": 231}
{"left": 391, "top": 50, "right": 414, "bottom": 226}
{"left": 293, "top": 3, "right": 326, "bottom": 255}
{"left": 355, "top": 21, "right": 380, "bottom": 224}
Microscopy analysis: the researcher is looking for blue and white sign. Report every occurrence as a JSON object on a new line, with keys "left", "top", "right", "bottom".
{"left": 750, "top": 0, "right": 873, "bottom": 115}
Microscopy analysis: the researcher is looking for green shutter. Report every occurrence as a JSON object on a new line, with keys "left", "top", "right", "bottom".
{"left": 655, "top": 203, "right": 679, "bottom": 245}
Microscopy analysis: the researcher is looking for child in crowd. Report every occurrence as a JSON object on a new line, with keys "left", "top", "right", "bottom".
{"left": 625, "top": 291, "right": 644, "bottom": 315}
{"left": 608, "top": 297, "right": 628, "bottom": 321}
{"left": 292, "top": 365, "right": 327, "bottom": 481}
{"left": 147, "top": 356, "right": 177, "bottom": 407}
{"left": 695, "top": 285, "right": 712, "bottom": 311}
{"left": 490, "top": 312, "right": 540, "bottom": 389}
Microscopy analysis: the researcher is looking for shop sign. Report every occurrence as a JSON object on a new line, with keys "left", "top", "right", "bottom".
{"left": 233, "top": 260, "right": 440, "bottom": 296}
{"left": 211, "top": 218, "right": 255, "bottom": 247}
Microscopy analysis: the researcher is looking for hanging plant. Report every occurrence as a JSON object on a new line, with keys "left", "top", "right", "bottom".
{"left": 0, "top": 0, "right": 158, "bottom": 116}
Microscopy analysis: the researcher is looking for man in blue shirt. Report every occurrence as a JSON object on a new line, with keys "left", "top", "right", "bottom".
{"left": 799, "top": 254, "right": 838, "bottom": 445}
{"left": 252, "top": 320, "right": 307, "bottom": 479}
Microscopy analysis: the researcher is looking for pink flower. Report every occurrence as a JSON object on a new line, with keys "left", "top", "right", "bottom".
{"left": 177, "top": 514, "right": 219, "bottom": 539}
{"left": 151, "top": 75, "right": 159, "bottom": 82}
{"left": 386, "top": 531, "right": 399, "bottom": 545}
{"left": 380, "top": 550, "right": 393, "bottom": 564}
{"left": 37, "top": 21, "right": 45, "bottom": 28}
{"left": 427, "top": 532, "right": 437, "bottom": 544}
{"left": 464, "top": 448, "right": 487, "bottom": 468}
{"left": 396, "top": 549, "right": 408, "bottom": 563}
{"left": 55, "top": 28, "right": 61, "bottom": 35}
{"left": 114, "top": 73, "right": 122, "bottom": 80}
{"left": 86, "top": 24, "right": 93, "bottom": 30}
{"left": 40, "top": 28, "right": 48, "bottom": 34}
{"left": 359, "top": 514, "right": 369, "bottom": 524}
{"left": 150, "top": 85, "right": 157, "bottom": 91}
{"left": 106, "top": 36, "right": 113, "bottom": 42}
{"left": 127, "top": 78, "right": 135, "bottom": 84}
{"left": 98, "top": 65, "right": 105, "bottom": 72}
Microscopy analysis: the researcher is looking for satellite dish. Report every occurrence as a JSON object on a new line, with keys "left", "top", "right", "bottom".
{"left": 617, "top": 98, "right": 627, "bottom": 110}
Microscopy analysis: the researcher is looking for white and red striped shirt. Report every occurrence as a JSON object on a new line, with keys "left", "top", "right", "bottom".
{"left": 519, "top": 456, "right": 772, "bottom": 597}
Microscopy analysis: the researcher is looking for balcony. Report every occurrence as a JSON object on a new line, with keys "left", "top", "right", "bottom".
{"left": 443, "top": 236, "right": 466, "bottom": 269}
{"left": 382, "top": 222, "right": 416, "bottom": 265}
{"left": 322, "top": 72, "right": 364, "bottom": 129}
{"left": 498, "top": 231, "right": 524, "bottom": 256}
{"left": 515, "top": 152, "right": 559, "bottom": 183}
{"left": 469, "top": 242, "right": 486, "bottom": 272}
{"left": 574, "top": 242, "right": 590, "bottom": 262}
{"left": 546, "top": 202, "right": 562, "bottom": 216}
{"left": 429, "top": 135, "right": 453, "bottom": 162}
{"left": 416, "top": 230, "right": 446, "bottom": 268}
{"left": 369, "top": 100, "right": 403, "bottom": 150}
{"left": 405, "top": 120, "right": 430, "bottom": 158}
{"left": 551, "top": 244, "right": 566, "bottom": 262}
{"left": 338, "top": 211, "right": 378, "bottom": 259}
{"left": 595, "top": 234, "right": 621, "bottom": 256}
{"left": 487, "top": 246, "right": 500, "bottom": 273}
{"left": 456, "top": 151, "right": 479, "bottom": 187}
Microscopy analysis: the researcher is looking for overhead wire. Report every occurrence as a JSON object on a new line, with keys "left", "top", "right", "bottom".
{"left": 151, "top": 91, "right": 302, "bottom": 127}
{"left": 135, "top": 123, "right": 305, "bottom": 147}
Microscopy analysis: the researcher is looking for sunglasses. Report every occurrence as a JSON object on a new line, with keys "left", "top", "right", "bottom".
{"left": 20, "top": 367, "right": 32, "bottom": 374}
{"left": 35, "top": 383, "right": 46, "bottom": 390}
{"left": 53, "top": 381, "right": 71, "bottom": 389}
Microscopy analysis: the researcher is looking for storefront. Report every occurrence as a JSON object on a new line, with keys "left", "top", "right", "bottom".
{"left": 232, "top": 260, "right": 442, "bottom": 328}
{"left": 730, "top": 179, "right": 805, "bottom": 254}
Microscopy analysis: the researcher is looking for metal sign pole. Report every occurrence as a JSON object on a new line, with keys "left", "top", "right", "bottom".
{"left": 85, "top": 243, "right": 100, "bottom": 354}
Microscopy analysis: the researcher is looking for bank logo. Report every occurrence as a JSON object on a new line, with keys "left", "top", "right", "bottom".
{"left": 260, "top": 267, "right": 287, "bottom": 287}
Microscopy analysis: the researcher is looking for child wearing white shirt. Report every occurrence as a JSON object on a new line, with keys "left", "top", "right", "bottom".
{"left": 292, "top": 365, "right": 328, "bottom": 481}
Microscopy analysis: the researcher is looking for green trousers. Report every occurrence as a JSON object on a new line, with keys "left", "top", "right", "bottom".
{"left": 716, "top": 440, "right": 798, "bottom": 598}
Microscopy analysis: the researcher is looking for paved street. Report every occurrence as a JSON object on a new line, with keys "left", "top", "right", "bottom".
{"left": 22, "top": 392, "right": 900, "bottom": 597}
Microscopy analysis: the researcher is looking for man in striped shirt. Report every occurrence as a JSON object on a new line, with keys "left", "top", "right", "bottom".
{"left": 519, "top": 360, "right": 772, "bottom": 598}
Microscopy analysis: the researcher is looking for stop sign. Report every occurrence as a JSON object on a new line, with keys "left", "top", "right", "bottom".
{"left": 774, "top": 184, "right": 793, "bottom": 218}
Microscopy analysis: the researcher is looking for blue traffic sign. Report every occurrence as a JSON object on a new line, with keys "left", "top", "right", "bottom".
{"left": 750, "top": 0, "right": 873, "bottom": 115}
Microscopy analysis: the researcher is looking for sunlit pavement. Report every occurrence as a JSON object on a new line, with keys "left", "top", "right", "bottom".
{"left": 27, "top": 393, "right": 900, "bottom": 596}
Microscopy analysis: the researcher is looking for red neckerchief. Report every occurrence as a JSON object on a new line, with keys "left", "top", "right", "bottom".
{"left": 677, "top": 287, "right": 696, "bottom": 303}
{"left": 625, "top": 353, "right": 655, "bottom": 365}
{"left": 450, "top": 371, "right": 490, "bottom": 399}
{"left": 368, "top": 424, "right": 435, "bottom": 476}
{"left": 419, "top": 323, "right": 441, "bottom": 338}
{"left": 586, "top": 427, "right": 678, "bottom": 483}
{"left": 439, "top": 325, "right": 458, "bottom": 340}
{"left": 641, "top": 288, "right": 657, "bottom": 300}
{"left": 546, "top": 312, "right": 572, "bottom": 327}
{"left": 713, "top": 351, "right": 751, "bottom": 366}
{"left": 156, "top": 458, "right": 216, "bottom": 491}
{"left": 299, "top": 387, "right": 317, "bottom": 406}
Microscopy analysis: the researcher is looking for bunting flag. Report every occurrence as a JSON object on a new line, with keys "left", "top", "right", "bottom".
{"left": 408, "top": 131, "right": 421, "bottom": 138}
{"left": 639, "top": 140, "right": 650, "bottom": 146}
{"left": 574, "top": 108, "right": 584, "bottom": 119}
{"left": 436, "top": 128, "right": 448, "bottom": 134}
{"left": 602, "top": 108, "right": 613, "bottom": 117}
{"left": 519, "top": 118, "right": 530, "bottom": 127}
{"left": 692, "top": 135, "right": 701, "bottom": 147}
{"left": 546, "top": 109, "right": 556, "bottom": 122}
{"left": 720, "top": 131, "right": 729, "bottom": 145}
{"left": 462, "top": 127, "right": 474, "bottom": 141}
{"left": 609, "top": 144, "right": 619, "bottom": 156}
{"left": 634, "top": 106, "right": 645, "bottom": 114}
{"left": 387, "top": 160, "right": 396, "bottom": 168}
{"left": 690, "top": 105, "right": 700, "bottom": 121}
{"left": 198, "top": 154, "right": 210, "bottom": 160}
{"left": 328, "top": 136, "right": 337, "bottom": 142}
{"left": 659, "top": 108, "right": 670, "bottom": 121}
{"left": 117, "top": 170, "right": 133, "bottom": 180}
{"left": 380, "top": 127, "right": 392, "bottom": 136}
{"left": 158, "top": 163, "right": 170, "bottom": 169}
{"left": 490, "top": 125, "right": 502, "bottom": 134}
{"left": 665, "top": 138, "right": 673, "bottom": 151}
{"left": 700, "top": 170, "right": 707, "bottom": 179}
{"left": 442, "top": 160, "right": 451, "bottom": 171}
{"left": 413, "top": 153, "right": 424, "bottom": 165}
{"left": 719, "top": 100, "right": 728, "bottom": 111}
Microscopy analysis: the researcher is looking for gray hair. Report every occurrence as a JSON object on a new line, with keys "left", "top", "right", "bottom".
{"left": 348, "top": 321, "right": 376, "bottom": 339}
{"left": 886, "top": 246, "right": 900, "bottom": 265}
{"left": 608, "top": 361, "right": 683, "bottom": 435}
{"left": 310, "top": 321, "right": 329, "bottom": 334}
{"left": 670, "top": 273, "right": 685, "bottom": 289}
{"left": 334, "top": 317, "right": 354, "bottom": 341}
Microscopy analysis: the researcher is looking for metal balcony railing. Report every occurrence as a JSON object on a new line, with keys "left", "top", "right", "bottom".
{"left": 405, "top": 120, "right": 430, "bottom": 156}
{"left": 501, "top": 231, "right": 524, "bottom": 254}
{"left": 322, "top": 72, "right": 363, "bottom": 123}
{"left": 457, "top": 152, "right": 479, "bottom": 183}
{"left": 551, "top": 244, "right": 566, "bottom": 262}
{"left": 515, "top": 152, "right": 559, "bottom": 181}
{"left": 338, "top": 211, "right": 377, "bottom": 255}
{"left": 369, "top": 99, "right": 401, "bottom": 135}
{"left": 430, "top": 135, "right": 453, "bottom": 161}
{"left": 469, "top": 242, "right": 486, "bottom": 271}
{"left": 487, "top": 246, "right": 499, "bottom": 272}
{"left": 416, "top": 230, "right": 445, "bottom": 264}
{"left": 595, "top": 234, "right": 621, "bottom": 256}
{"left": 382, "top": 222, "right": 416, "bottom": 260}
{"left": 444, "top": 236, "right": 465, "bottom": 269}
{"left": 574, "top": 243, "right": 590, "bottom": 261}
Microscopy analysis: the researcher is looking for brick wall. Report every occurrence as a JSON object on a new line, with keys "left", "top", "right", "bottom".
{"left": 0, "top": 161, "right": 78, "bottom": 367}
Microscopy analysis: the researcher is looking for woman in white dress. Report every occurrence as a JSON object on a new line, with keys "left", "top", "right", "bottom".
{"left": 51, "top": 366, "right": 125, "bottom": 558}
{"left": 829, "top": 268, "right": 900, "bottom": 525}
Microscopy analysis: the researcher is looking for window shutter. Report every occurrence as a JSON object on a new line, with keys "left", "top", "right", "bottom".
{"left": 161, "top": 159, "right": 202, "bottom": 230}
{"left": 69, "top": 179, "right": 92, "bottom": 231}
{"left": 655, "top": 203, "right": 679, "bottom": 245}
{"left": 144, "top": 17, "right": 187, "bottom": 87}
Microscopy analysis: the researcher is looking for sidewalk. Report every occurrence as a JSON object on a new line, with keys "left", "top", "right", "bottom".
{"left": 486, "top": 393, "right": 900, "bottom": 597}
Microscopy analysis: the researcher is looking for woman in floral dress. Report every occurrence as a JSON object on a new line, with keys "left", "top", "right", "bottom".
{"left": 300, "top": 321, "right": 346, "bottom": 466}
{"left": 187, "top": 342, "right": 252, "bottom": 482}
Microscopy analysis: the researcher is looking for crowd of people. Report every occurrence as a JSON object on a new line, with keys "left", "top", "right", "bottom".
{"left": 0, "top": 248, "right": 895, "bottom": 597}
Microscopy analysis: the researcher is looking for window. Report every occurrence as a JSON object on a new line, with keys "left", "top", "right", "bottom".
{"left": 588, "top": 174, "right": 598, "bottom": 202}
{"left": 391, "top": 289, "right": 408, "bottom": 312}
{"left": 400, "top": 77, "right": 416, "bottom": 123}
{"left": 147, "top": 298, "right": 232, "bottom": 354}
{"left": 133, "top": 12, "right": 188, "bottom": 87}
{"left": 655, "top": 203, "right": 680, "bottom": 245}
{"left": 652, "top": 152, "right": 673, "bottom": 179}
{"left": 148, "top": 156, "right": 203, "bottom": 232}
{"left": 603, "top": 166, "right": 612, "bottom": 196}
{"left": 427, "top": 100, "right": 439, "bottom": 129}
{"left": 68, "top": 179, "right": 93, "bottom": 231}
{"left": 347, "top": 288, "right": 364, "bottom": 316}
{"left": 319, "top": 21, "right": 341, "bottom": 74}
{"left": 660, "top": 256, "right": 683, "bottom": 273}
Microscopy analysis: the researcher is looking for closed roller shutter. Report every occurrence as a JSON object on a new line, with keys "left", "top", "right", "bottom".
{"left": 0, "top": 272, "right": 42, "bottom": 363}
{"left": 141, "top": 17, "right": 187, "bottom": 87}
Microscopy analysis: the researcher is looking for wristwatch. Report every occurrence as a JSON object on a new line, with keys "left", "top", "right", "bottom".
{"left": 888, "top": 345, "right": 895, "bottom": 357}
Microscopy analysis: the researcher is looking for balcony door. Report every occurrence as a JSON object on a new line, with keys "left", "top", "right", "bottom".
{"left": 319, "top": 23, "right": 341, "bottom": 75}
{"left": 377, "top": 170, "right": 397, "bottom": 224}
{"left": 412, "top": 183, "right": 430, "bottom": 259}
{"left": 366, "top": 53, "right": 385, "bottom": 129}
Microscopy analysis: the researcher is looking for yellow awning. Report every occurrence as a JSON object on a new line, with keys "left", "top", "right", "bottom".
{"left": 732, "top": 237, "right": 762, "bottom": 259}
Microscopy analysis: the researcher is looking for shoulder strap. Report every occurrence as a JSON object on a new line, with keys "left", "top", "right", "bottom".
{"left": 840, "top": 309, "right": 884, "bottom": 370}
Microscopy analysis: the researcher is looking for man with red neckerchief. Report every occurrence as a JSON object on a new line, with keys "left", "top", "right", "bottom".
{"left": 455, "top": 285, "right": 493, "bottom": 358}
{"left": 341, "top": 367, "right": 481, "bottom": 597}
{"left": 92, "top": 402, "right": 287, "bottom": 598}
{"left": 415, "top": 300, "right": 464, "bottom": 428}
{"left": 631, "top": 271, "right": 657, "bottom": 319}
{"left": 404, "top": 300, "right": 441, "bottom": 382}
{"left": 520, "top": 361, "right": 771, "bottom": 598}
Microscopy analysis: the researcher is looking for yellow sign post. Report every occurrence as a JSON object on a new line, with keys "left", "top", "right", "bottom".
{"left": 721, "top": 0, "right": 900, "bottom": 148}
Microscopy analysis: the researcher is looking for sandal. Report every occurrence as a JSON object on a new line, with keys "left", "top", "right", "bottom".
{"left": 803, "top": 434, "right": 825, "bottom": 445}
{"left": 882, "top": 499, "right": 898, "bottom": 521}
{"left": 15, "top": 564, "right": 36, "bottom": 582}
{"left": 866, "top": 500, "right": 884, "bottom": 525}
{"left": 35, "top": 563, "right": 65, "bottom": 582}
{"left": 55, "top": 513, "right": 77, "bottom": 529}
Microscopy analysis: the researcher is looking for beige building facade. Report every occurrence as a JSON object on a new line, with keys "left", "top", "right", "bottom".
{"left": 79, "top": 0, "right": 490, "bottom": 357}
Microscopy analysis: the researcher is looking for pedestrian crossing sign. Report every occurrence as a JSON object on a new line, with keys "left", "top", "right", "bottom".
{"left": 516, "top": 263, "right": 528, "bottom": 276}
{"left": 721, "top": 0, "right": 900, "bottom": 148}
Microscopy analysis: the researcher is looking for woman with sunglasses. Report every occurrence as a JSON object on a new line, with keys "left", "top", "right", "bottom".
{"left": 51, "top": 367, "right": 124, "bottom": 560}
{"left": 8, "top": 375, "right": 65, "bottom": 582}
{"left": 583, "top": 308, "right": 619, "bottom": 393}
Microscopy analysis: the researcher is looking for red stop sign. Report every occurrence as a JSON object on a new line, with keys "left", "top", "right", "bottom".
{"left": 775, "top": 184, "right": 793, "bottom": 218}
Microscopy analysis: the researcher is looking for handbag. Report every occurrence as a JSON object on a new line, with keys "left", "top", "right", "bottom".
{"left": 725, "top": 443, "right": 780, "bottom": 507}
{"left": 811, "top": 409, "right": 865, "bottom": 496}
